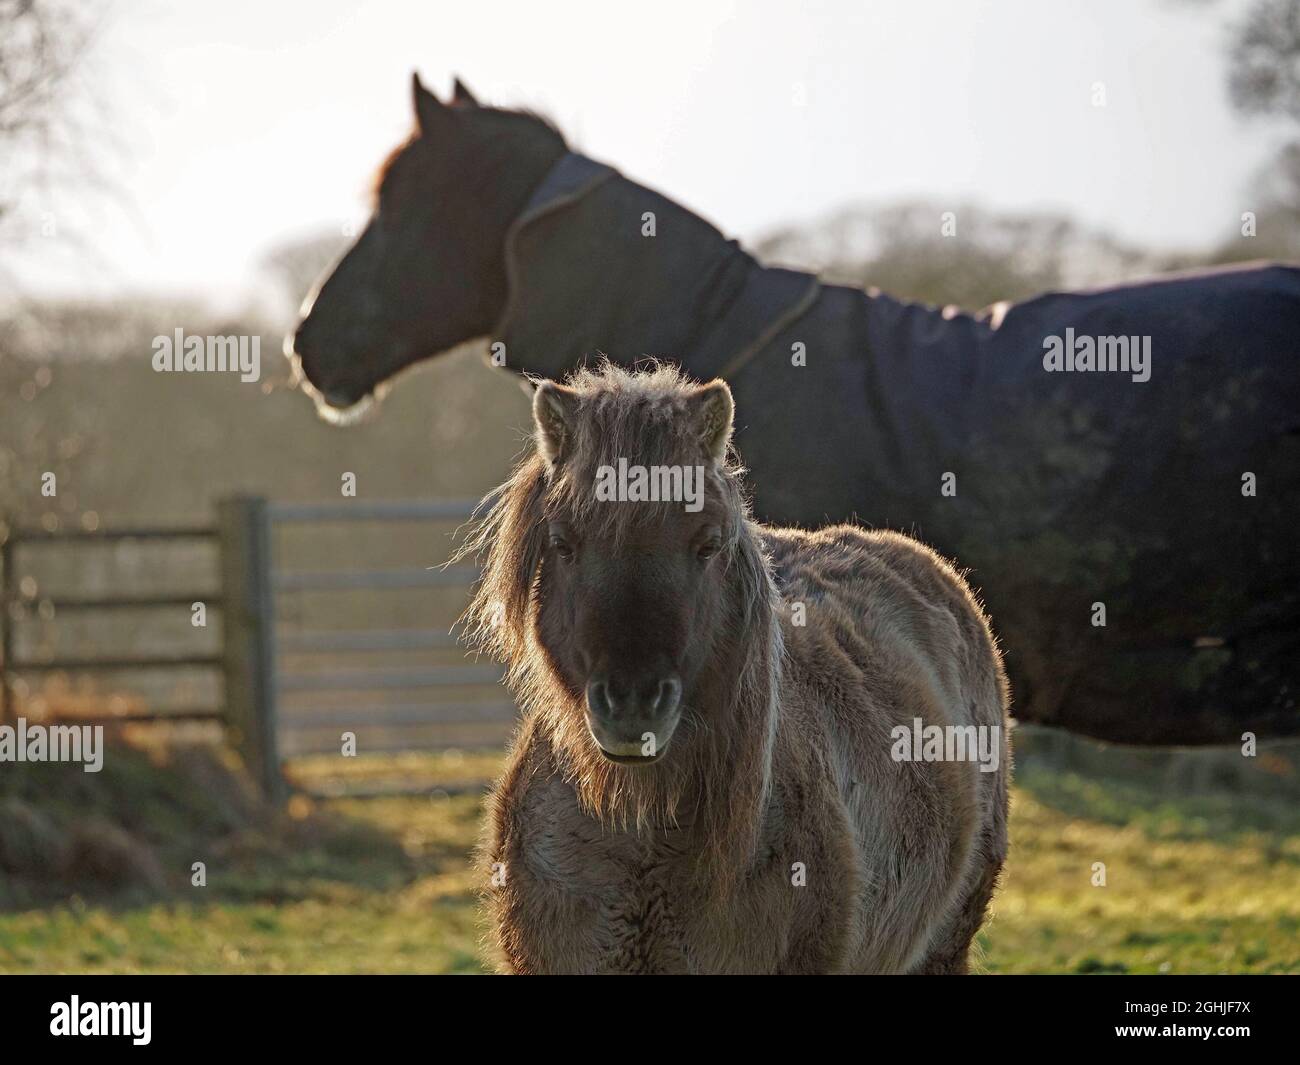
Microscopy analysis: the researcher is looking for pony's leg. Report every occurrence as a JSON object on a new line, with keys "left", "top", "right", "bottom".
{"left": 912, "top": 850, "right": 1004, "bottom": 974}
{"left": 913, "top": 795, "right": 1008, "bottom": 975}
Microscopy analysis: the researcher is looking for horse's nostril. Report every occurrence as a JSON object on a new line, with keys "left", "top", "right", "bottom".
{"left": 588, "top": 674, "right": 681, "bottom": 722}
{"left": 586, "top": 679, "right": 612, "bottom": 719}
{"left": 651, "top": 677, "right": 681, "bottom": 715}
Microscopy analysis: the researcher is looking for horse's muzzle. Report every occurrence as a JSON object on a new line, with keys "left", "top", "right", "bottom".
{"left": 585, "top": 674, "right": 682, "bottom": 764}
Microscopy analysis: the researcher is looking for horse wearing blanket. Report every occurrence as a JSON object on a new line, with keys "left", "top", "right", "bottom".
{"left": 292, "top": 77, "right": 1300, "bottom": 746}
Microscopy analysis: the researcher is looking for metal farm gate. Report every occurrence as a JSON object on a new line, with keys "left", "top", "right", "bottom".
{"left": 0, "top": 496, "right": 513, "bottom": 801}
{"left": 261, "top": 497, "right": 513, "bottom": 792}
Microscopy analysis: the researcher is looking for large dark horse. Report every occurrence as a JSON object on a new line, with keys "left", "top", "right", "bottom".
{"left": 290, "top": 76, "right": 1300, "bottom": 746}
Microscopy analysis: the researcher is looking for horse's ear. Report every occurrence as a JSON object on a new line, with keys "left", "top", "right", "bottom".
{"left": 532, "top": 381, "right": 578, "bottom": 467}
{"left": 691, "top": 379, "right": 734, "bottom": 464}
{"left": 412, "top": 72, "right": 453, "bottom": 135}
{"left": 452, "top": 76, "right": 480, "bottom": 107}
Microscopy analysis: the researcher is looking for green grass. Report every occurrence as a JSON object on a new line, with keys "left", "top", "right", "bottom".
{"left": 1, "top": 739, "right": 1297, "bottom": 974}
{"left": 0, "top": 746, "right": 495, "bottom": 974}
{"left": 979, "top": 764, "right": 1300, "bottom": 974}
{"left": 0, "top": 788, "right": 491, "bottom": 974}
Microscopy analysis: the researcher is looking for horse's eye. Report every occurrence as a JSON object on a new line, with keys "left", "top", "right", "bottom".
{"left": 550, "top": 534, "right": 575, "bottom": 562}
{"left": 697, "top": 537, "right": 722, "bottom": 562}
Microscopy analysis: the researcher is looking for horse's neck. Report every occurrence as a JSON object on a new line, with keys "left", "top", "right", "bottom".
{"left": 495, "top": 157, "right": 817, "bottom": 382}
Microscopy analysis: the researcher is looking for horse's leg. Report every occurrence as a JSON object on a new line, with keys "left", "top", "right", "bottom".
{"left": 913, "top": 789, "right": 1008, "bottom": 975}
{"left": 912, "top": 863, "right": 1001, "bottom": 973}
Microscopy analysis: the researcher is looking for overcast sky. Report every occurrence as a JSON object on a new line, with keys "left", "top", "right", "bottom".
{"left": 12, "top": 0, "right": 1277, "bottom": 305}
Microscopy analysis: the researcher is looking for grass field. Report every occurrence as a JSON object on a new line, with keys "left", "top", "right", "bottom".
{"left": 1, "top": 735, "right": 1297, "bottom": 974}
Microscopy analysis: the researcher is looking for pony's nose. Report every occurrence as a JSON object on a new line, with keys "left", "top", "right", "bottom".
{"left": 586, "top": 679, "right": 613, "bottom": 719}
{"left": 585, "top": 674, "right": 684, "bottom": 762}
{"left": 586, "top": 675, "right": 682, "bottom": 724}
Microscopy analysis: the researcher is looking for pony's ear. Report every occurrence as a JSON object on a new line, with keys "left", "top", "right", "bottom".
{"left": 691, "top": 379, "right": 734, "bottom": 464}
{"left": 532, "top": 381, "right": 578, "bottom": 467}
{"left": 412, "top": 72, "right": 454, "bottom": 135}
{"left": 452, "top": 76, "right": 480, "bottom": 107}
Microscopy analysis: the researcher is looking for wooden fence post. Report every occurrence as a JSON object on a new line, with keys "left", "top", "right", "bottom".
{"left": 0, "top": 525, "right": 13, "bottom": 728}
{"left": 218, "top": 496, "right": 285, "bottom": 804}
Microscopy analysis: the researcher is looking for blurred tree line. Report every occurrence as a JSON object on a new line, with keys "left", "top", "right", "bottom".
{"left": 1227, "top": 0, "right": 1300, "bottom": 244}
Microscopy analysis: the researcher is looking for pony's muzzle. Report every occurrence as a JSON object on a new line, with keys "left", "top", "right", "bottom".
{"left": 584, "top": 674, "right": 682, "bottom": 765}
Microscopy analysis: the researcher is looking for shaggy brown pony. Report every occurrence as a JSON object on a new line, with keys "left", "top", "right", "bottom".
{"left": 459, "top": 362, "right": 1009, "bottom": 974}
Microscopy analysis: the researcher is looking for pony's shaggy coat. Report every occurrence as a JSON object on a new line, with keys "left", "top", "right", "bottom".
{"left": 460, "top": 363, "right": 1009, "bottom": 974}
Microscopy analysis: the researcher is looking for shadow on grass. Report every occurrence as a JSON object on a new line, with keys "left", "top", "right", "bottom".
{"left": 1012, "top": 727, "right": 1300, "bottom": 849}
{"left": 0, "top": 739, "right": 459, "bottom": 913}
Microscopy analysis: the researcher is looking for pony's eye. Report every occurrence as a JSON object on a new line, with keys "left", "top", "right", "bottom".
{"left": 550, "top": 534, "right": 575, "bottom": 561}
{"left": 697, "top": 537, "right": 722, "bottom": 562}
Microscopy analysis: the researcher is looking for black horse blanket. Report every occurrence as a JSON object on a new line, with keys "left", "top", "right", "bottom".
{"left": 493, "top": 152, "right": 1300, "bottom": 744}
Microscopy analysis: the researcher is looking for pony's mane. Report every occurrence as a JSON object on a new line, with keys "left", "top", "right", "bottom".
{"left": 456, "top": 361, "right": 782, "bottom": 888}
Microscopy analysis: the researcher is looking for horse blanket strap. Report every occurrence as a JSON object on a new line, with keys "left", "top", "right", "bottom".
{"left": 707, "top": 266, "right": 821, "bottom": 379}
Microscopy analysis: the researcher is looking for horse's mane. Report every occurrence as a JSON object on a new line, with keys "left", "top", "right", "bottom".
{"left": 456, "top": 361, "right": 782, "bottom": 888}
{"left": 370, "top": 134, "right": 418, "bottom": 203}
